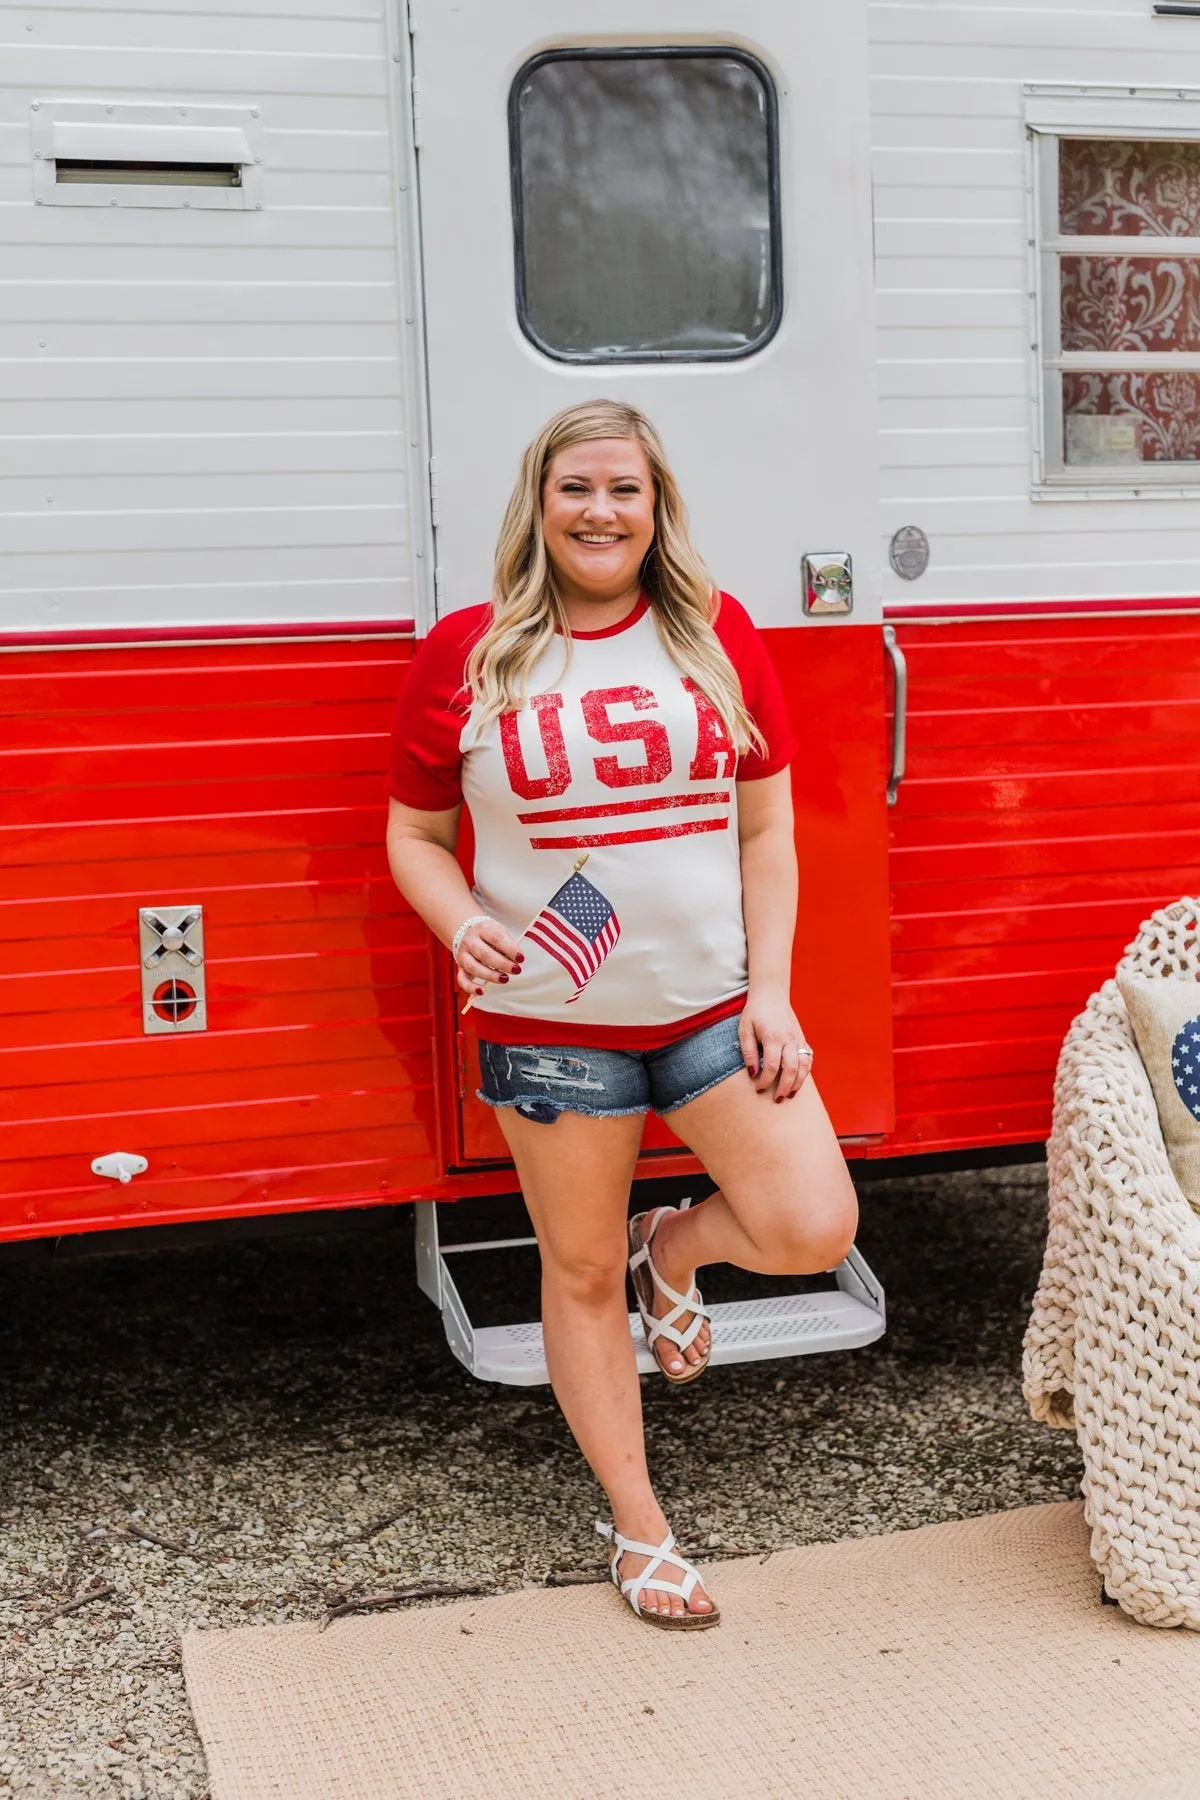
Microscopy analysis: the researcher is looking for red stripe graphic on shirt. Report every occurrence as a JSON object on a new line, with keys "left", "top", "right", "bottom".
{"left": 528, "top": 817, "right": 730, "bottom": 851}
{"left": 517, "top": 789, "right": 730, "bottom": 825}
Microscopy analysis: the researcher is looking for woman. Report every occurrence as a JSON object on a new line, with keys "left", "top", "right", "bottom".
{"left": 387, "top": 399, "right": 858, "bottom": 1630}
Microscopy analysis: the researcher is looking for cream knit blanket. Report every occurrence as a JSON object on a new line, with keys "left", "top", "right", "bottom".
{"left": 1022, "top": 898, "right": 1200, "bottom": 1628}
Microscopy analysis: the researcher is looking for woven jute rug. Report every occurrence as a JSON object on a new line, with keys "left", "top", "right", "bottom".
{"left": 183, "top": 1501, "right": 1200, "bottom": 1800}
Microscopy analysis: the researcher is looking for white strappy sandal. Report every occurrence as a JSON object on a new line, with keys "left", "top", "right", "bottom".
{"left": 628, "top": 1202, "right": 712, "bottom": 1385}
{"left": 595, "top": 1520, "right": 720, "bottom": 1630}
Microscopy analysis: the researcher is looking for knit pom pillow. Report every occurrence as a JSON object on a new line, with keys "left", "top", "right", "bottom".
{"left": 1117, "top": 971, "right": 1200, "bottom": 1212}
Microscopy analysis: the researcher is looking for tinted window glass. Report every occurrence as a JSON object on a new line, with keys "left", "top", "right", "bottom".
{"left": 511, "top": 50, "right": 780, "bottom": 362}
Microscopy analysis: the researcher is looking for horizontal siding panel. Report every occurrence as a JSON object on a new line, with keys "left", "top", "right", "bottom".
{"left": 0, "top": 914, "right": 422, "bottom": 980}
{"left": 0, "top": 644, "right": 404, "bottom": 708}
{"left": 0, "top": 876, "right": 401, "bottom": 946}
{"left": 892, "top": 829, "right": 1200, "bottom": 885}
{"left": 16, "top": 2, "right": 384, "bottom": 19}
{"left": 898, "top": 620, "right": 1200, "bottom": 679}
{"left": 0, "top": 544, "right": 402, "bottom": 600}
{"left": 0, "top": 944, "right": 418, "bottom": 1017}
{"left": 890, "top": 795, "right": 1200, "bottom": 847}
{"left": 1, "top": 692, "right": 394, "bottom": 753}
{"left": 0, "top": 198, "right": 395, "bottom": 245}
{"left": 0, "top": 283, "right": 399, "bottom": 326}
{"left": 3, "top": 1123, "right": 437, "bottom": 1232}
{"left": 885, "top": 613, "right": 1200, "bottom": 1151}
{"left": 0, "top": 324, "right": 399, "bottom": 358}
{"left": 880, "top": 428, "right": 1027, "bottom": 469}
{"left": 894, "top": 1031, "right": 1069, "bottom": 1083}
{"left": 878, "top": 397, "right": 1028, "bottom": 430}
{"left": 871, "top": 113, "right": 1024, "bottom": 149}
{"left": 0, "top": 48, "right": 389, "bottom": 97}
{"left": 0, "top": 1067, "right": 430, "bottom": 1164}
{"left": 0, "top": 429, "right": 403, "bottom": 480}
{"left": 892, "top": 765, "right": 1200, "bottom": 817}
{"left": 0, "top": 397, "right": 405, "bottom": 432}
{"left": 877, "top": 327, "right": 1027, "bottom": 364}
{"left": 3, "top": 1013, "right": 432, "bottom": 1093}
{"left": 11, "top": 246, "right": 397, "bottom": 283}
{"left": 0, "top": 502, "right": 403, "bottom": 557}
{"left": 875, "top": 221, "right": 1024, "bottom": 259}
{"left": 0, "top": 364, "right": 404, "bottom": 405}
{"left": 9, "top": 11, "right": 383, "bottom": 54}
{"left": 872, "top": 14, "right": 1193, "bottom": 56}
{"left": 0, "top": 470, "right": 404, "bottom": 515}
{"left": 0, "top": 843, "right": 396, "bottom": 906}
{"left": 877, "top": 287, "right": 1025, "bottom": 327}
{"left": 0, "top": 637, "right": 440, "bottom": 1227}
{"left": 892, "top": 890, "right": 1188, "bottom": 955}
{"left": 893, "top": 970, "right": 1113, "bottom": 1020}
{"left": 3, "top": 809, "right": 392, "bottom": 870}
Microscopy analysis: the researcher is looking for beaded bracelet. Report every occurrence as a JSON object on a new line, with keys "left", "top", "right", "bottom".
{"left": 450, "top": 913, "right": 494, "bottom": 964}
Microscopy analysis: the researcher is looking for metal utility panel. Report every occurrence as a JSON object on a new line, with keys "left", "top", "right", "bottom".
{"left": 139, "top": 905, "right": 207, "bottom": 1034}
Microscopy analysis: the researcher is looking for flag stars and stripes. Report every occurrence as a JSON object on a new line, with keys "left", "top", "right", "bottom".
{"left": 525, "top": 870, "right": 621, "bottom": 1003}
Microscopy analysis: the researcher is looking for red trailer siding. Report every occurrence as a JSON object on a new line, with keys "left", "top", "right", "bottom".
{"left": 0, "top": 636, "right": 441, "bottom": 1238}
{"left": 882, "top": 609, "right": 1200, "bottom": 1156}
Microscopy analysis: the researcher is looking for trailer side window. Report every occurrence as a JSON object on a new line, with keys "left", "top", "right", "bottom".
{"left": 510, "top": 49, "right": 781, "bottom": 363}
{"left": 1037, "top": 133, "right": 1200, "bottom": 483}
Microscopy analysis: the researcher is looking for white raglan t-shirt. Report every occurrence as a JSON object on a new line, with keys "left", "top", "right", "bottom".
{"left": 389, "top": 592, "right": 796, "bottom": 1050}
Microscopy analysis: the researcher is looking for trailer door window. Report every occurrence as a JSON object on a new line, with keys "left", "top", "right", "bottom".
{"left": 1038, "top": 134, "right": 1200, "bottom": 481}
{"left": 510, "top": 49, "right": 781, "bottom": 363}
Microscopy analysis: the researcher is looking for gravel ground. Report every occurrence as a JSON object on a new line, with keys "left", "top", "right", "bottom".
{"left": 0, "top": 1163, "right": 1081, "bottom": 1799}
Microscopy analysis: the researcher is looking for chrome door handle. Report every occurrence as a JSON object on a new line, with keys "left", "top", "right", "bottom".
{"left": 883, "top": 625, "right": 907, "bottom": 807}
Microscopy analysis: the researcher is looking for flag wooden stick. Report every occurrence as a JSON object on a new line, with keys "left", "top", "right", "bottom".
{"left": 460, "top": 852, "right": 590, "bottom": 1016}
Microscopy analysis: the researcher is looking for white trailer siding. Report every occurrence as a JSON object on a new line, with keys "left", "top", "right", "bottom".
{"left": 870, "top": 0, "right": 1200, "bottom": 608}
{"left": 0, "top": 0, "right": 425, "bottom": 635}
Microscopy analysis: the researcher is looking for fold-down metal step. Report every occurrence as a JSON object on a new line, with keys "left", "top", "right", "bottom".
{"left": 414, "top": 1200, "right": 885, "bottom": 1387}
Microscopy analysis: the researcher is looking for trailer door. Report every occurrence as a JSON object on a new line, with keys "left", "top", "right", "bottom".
{"left": 411, "top": 3, "right": 895, "bottom": 1157}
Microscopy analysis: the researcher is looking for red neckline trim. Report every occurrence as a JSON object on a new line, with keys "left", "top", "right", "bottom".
{"left": 560, "top": 594, "right": 650, "bottom": 640}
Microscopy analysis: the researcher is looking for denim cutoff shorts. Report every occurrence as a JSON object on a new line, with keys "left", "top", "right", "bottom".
{"left": 476, "top": 1011, "right": 746, "bottom": 1126}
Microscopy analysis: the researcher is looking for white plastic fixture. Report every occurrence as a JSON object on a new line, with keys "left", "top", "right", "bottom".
{"left": 30, "top": 101, "right": 263, "bottom": 210}
{"left": 91, "top": 1152, "right": 149, "bottom": 1185}
{"left": 413, "top": 1200, "right": 885, "bottom": 1387}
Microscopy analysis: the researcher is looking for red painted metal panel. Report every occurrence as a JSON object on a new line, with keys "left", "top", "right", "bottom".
{"left": 879, "top": 610, "right": 1200, "bottom": 1157}
{"left": 0, "top": 636, "right": 443, "bottom": 1239}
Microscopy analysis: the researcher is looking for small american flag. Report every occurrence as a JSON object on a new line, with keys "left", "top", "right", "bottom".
{"left": 526, "top": 870, "right": 621, "bottom": 1003}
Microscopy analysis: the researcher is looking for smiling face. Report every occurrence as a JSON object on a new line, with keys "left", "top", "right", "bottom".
{"left": 540, "top": 436, "right": 657, "bottom": 609}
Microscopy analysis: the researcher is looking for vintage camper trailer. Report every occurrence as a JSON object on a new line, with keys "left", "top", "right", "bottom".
{"left": 3, "top": 2, "right": 1199, "bottom": 1377}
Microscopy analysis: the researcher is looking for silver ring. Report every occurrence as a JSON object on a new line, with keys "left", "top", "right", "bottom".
{"left": 797, "top": 1045, "right": 814, "bottom": 1060}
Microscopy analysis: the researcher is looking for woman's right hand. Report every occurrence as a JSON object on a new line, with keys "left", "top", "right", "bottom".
{"left": 454, "top": 917, "right": 525, "bottom": 998}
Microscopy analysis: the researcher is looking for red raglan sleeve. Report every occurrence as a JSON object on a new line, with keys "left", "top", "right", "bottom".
{"left": 713, "top": 591, "right": 798, "bottom": 780}
{"left": 388, "top": 606, "right": 489, "bottom": 810}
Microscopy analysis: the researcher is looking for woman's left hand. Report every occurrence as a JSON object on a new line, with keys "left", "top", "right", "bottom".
{"left": 738, "top": 987, "right": 814, "bottom": 1102}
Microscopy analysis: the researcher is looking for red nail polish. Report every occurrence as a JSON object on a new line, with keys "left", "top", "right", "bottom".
{"left": 475, "top": 987, "right": 483, "bottom": 996}
{"left": 499, "top": 974, "right": 509, "bottom": 983}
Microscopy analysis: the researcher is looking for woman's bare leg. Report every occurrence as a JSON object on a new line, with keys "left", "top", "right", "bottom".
{"left": 644, "top": 1072, "right": 858, "bottom": 1341}
{"left": 493, "top": 1105, "right": 714, "bottom": 1620}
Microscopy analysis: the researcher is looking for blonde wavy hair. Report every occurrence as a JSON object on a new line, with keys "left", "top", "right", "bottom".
{"left": 465, "top": 399, "right": 765, "bottom": 756}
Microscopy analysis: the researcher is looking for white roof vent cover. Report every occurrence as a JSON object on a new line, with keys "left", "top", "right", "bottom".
{"left": 31, "top": 100, "right": 263, "bottom": 209}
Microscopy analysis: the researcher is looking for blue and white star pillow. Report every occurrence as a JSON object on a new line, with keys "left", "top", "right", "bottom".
{"left": 1118, "top": 972, "right": 1200, "bottom": 1212}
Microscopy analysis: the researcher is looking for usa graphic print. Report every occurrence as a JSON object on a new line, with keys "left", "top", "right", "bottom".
{"left": 1172, "top": 1013, "right": 1200, "bottom": 1123}
{"left": 525, "top": 871, "right": 621, "bottom": 1003}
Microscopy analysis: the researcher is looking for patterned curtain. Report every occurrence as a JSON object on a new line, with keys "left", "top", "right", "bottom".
{"left": 1058, "top": 140, "right": 1200, "bottom": 465}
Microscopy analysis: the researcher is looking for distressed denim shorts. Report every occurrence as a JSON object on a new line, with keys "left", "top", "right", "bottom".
{"left": 476, "top": 1011, "right": 746, "bottom": 1125}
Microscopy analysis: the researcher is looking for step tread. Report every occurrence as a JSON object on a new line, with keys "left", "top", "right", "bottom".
{"left": 469, "top": 1289, "right": 885, "bottom": 1385}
